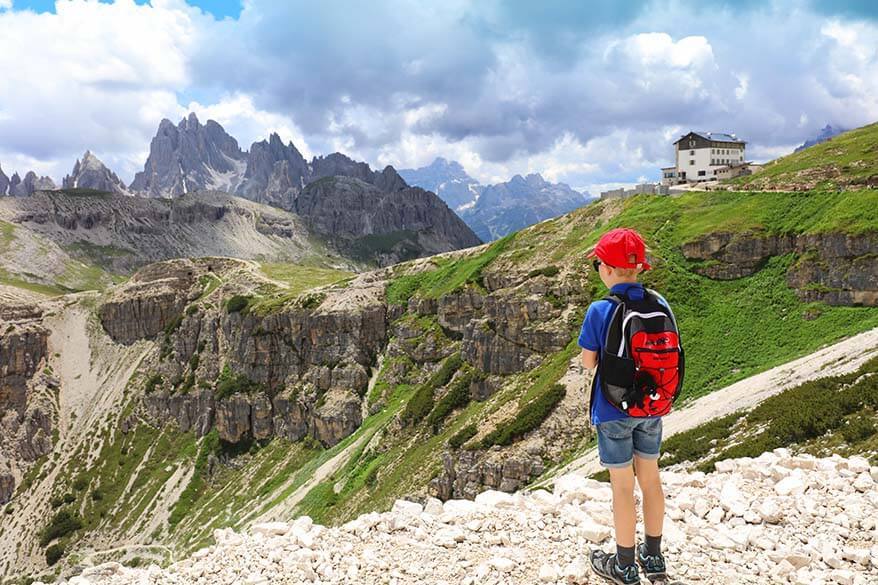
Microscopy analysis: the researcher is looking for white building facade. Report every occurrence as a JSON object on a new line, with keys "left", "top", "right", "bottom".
{"left": 662, "top": 131, "right": 747, "bottom": 185}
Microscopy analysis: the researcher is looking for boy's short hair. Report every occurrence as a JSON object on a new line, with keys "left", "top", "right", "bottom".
{"left": 610, "top": 265, "right": 641, "bottom": 278}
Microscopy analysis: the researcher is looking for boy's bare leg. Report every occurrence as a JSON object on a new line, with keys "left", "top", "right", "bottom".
{"left": 634, "top": 455, "right": 664, "bottom": 540}
{"left": 608, "top": 465, "right": 637, "bottom": 547}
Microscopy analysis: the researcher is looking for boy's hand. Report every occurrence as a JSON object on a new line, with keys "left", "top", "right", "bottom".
{"left": 581, "top": 349, "right": 598, "bottom": 369}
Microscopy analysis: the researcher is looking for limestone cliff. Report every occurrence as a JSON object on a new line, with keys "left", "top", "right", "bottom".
{"left": 681, "top": 230, "right": 878, "bottom": 305}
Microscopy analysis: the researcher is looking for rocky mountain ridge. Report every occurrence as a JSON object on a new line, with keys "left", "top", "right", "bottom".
{"left": 0, "top": 190, "right": 346, "bottom": 283}
{"left": 398, "top": 157, "right": 483, "bottom": 211}
{"left": 462, "top": 173, "right": 591, "bottom": 242}
{"left": 36, "top": 452, "right": 878, "bottom": 585}
{"left": 128, "top": 113, "right": 411, "bottom": 208}
{"left": 0, "top": 165, "right": 56, "bottom": 197}
{"left": 399, "top": 158, "right": 593, "bottom": 241}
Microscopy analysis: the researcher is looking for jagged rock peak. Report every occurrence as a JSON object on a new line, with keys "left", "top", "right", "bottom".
{"left": 63, "top": 150, "right": 128, "bottom": 195}
{"left": 0, "top": 163, "right": 8, "bottom": 196}
{"left": 129, "top": 112, "right": 246, "bottom": 198}
{"left": 5, "top": 170, "right": 56, "bottom": 196}
{"left": 237, "top": 132, "right": 310, "bottom": 209}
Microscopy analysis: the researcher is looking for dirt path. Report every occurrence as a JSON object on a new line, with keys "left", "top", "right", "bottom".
{"left": 540, "top": 326, "right": 878, "bottom": 482}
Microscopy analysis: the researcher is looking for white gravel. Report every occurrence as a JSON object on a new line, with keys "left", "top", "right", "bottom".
{"left": 52, "top": 451, "right": 878, "bottom": 585}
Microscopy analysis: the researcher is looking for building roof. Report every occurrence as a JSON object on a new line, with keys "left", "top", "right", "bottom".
{"left": 675, "top": 131, "right": 746, "bottom": 145}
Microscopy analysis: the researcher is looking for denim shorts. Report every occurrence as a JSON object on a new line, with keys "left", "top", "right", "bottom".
{"left": 596, "top": 417, "right": 663, "bottom": 468}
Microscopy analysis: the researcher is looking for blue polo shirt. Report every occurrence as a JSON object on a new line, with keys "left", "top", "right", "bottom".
{"left": 577, "top": 282, "right": 671, "bottom": 425}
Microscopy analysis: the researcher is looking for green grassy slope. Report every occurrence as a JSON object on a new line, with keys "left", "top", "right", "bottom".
{"left": 659, "top": 353, "right": 878, "bottom": 472}
{"left": 733, "top": 121, "right": 878, "bottom": 190}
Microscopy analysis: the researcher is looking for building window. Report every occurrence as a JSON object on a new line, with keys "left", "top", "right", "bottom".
{"left": 690, "top": 150, "right": 695, "bottom": 155}
{"left": 698, "top": 170, "right": 706, "bottom": 176}
{"left": 690, "top": 160, "right": 695, "bottom": 165}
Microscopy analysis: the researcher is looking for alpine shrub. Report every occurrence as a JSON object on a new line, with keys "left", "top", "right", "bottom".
{"left": 449, "top": 424, "right": 477, "bottom": 449}
{"left": 481, "top": 384, "right": 566, "bottom": 448}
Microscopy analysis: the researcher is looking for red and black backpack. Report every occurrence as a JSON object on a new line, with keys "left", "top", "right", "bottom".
{"left": 589, "top": 288, "right": 685, "bottom": 417}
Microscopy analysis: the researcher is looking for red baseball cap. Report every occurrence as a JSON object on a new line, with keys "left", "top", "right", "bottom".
{"left": 586, "top": 228, "right": 652, "bottom": 270}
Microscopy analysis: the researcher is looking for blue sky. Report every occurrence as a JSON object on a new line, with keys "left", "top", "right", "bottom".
{"left": 11, "top": 0, "right": 242, "bottom": 18}
{"left": 1, "top": 0, "right": 877, "bottom": 194}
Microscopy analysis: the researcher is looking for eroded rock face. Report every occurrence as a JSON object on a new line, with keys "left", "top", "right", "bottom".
{"left": 0, "top": 473, "right": 14, "bottom": 505}
{"left": 216, "top": 395, "right": 253, "bottom": 443}
{"left": 143, "top": 389, "right": 215, "bottom": 437}
{"left": 311, "top": 389, "right": 363, "bottom": 447}
{"left": 99, "top": 258, "right": 237, "bottom": 344}
{"left": 0, "top": 308, "right": 53, "bottom": 504}
{"left": 432, "top": 449, "right": 546, "bottom": 500}
{"left": 451, "top": 292, "right": 569, "bottom": 375}
{"left": 293, "top": 176, "right": 482, "bottom": 266}
{"left": 271, "top": 393, "right": 308, "bottom": 442}
{"left": 681, "top": 231, "right": 878, "bottom": 305}
{"left": 0, "top": 321, "right": 49, "bottom": 415}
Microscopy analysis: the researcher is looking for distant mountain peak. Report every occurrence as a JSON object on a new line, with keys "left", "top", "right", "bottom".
{"left": 130, "top": 113, "right": 245, "bottom": 197}
{"left": 795, "top": 123, "right": 846, "bottom": 153}
{"left": 183, "top": 111, "right": 201, "bottom": 129}
{"left": 63, "top": 150, "right": 128, "bottom": 195}
{"left": 400, "top": 157, "right": 593, "bottom": 242}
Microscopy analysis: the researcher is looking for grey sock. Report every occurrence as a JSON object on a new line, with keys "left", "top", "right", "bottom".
{"left": 646, "top": 534, "right": 662, "bottom": 556}
{"left": 616, "top": 544, "right": 635, "bottom": 568}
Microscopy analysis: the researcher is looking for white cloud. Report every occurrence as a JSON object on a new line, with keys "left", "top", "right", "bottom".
{"left": 734, "top": 72, "right": 749, "bottom": 100}
{"left": 187, "top": 93, "right": 313, "bottom": 159}
{"left": 3, "top": 1, "right": 878, "bottom": 195}
{"left": 615, "top": 33, "right": 714, "bottom": 69}
{"left": 0, "top": 0, "right": 215, "bottom": 182}
{"left": 0, "top": 0, "right": 11, "bottom": 12}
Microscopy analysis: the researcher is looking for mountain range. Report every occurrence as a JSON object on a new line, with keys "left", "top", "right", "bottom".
{"left": 0, "top": 166, "right": 56, "bottom": 197}
{"left": 399, "top": 157, "right": 594, "bottom": 241}
{"left": 794, "top": 124, "right": 846, "bottom": 153}
{"left": 1, "top": 116, "right": 592, "bottom": 249}
{"left": 0, "top": 114, "right": 481, "bottom": 269}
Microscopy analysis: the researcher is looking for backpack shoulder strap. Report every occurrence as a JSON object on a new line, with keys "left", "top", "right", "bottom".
{"left": 645, "top": 287, "right": 682, "bottom": 342}
{"left": 603, "top": 293, "right": 625, "bottom": 305}
{"left": 588, "top": 293, "right": 625, "bottom": 419}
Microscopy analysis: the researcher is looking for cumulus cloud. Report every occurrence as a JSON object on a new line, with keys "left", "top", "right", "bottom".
{"left": 2, "top": 0, "right": 878, "bottom": 191}
{"left": 186, "top": 93, "right": 314, "bottom": 159}
{"left": 0, "top": 1, "right": 11, "bottom": 12}
{"left": 0, "top": 0, "right": 216, "bottom": 181}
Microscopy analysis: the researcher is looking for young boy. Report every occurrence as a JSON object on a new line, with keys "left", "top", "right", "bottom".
{"left": 578, "top": 227, "right": 671, "bottom": 584}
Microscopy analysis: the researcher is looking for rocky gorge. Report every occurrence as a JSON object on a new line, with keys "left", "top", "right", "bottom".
{"left": 96, "top": 250, "right": 588, "bottom": 496}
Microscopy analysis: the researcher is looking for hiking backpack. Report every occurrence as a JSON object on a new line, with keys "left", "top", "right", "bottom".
{"left": 589, "top": 288, "right": 685, "bottom": 417}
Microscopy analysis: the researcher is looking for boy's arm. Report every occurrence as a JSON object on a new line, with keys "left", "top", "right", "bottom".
{"left": 577, "top": 302, "right": 603, "bottom": 370}
{"left": 581, "top": 349, "right": 598, "bottom": 369}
